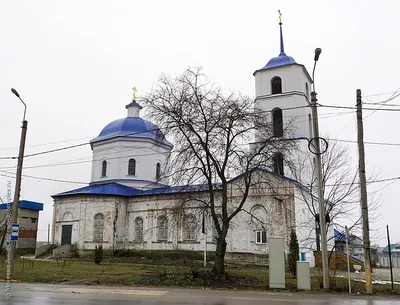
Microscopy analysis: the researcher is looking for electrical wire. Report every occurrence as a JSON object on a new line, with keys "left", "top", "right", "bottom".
{"left": 320, "top": 104, "right": 400, "bottom": 111}
{"left": 327, "top": 138, "right": 400, "bottom": 147}
{"left": 0, "top": 171, "right": 87, "bottom": 185}
{"left": 364, "top": 88, "right": 400, "bottom": 119}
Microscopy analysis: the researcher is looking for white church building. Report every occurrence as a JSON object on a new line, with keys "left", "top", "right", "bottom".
{"left": 52, "top": 22, "right": 318, "bottom": 259}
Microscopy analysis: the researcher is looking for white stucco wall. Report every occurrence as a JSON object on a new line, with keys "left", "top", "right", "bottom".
{"left": 53, "top": 170, "right": 306, "bottom": 255}
{"left": 91, "top": 138, "right": 171, "bottom": 189}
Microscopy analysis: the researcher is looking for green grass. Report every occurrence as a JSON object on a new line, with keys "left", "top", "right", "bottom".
{"left": 0, "top": 257, "right": 398, "bottom": 295}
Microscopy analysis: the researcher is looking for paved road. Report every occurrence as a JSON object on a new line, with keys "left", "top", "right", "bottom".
{"left": 0, "top": 283, "right": 398, "bottom": 304}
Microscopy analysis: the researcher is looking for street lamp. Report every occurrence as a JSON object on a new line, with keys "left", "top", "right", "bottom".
{"left": 10, "top": 88, "right": 28, "bottom": 277}
{"left": 310, "top": 48, "right": 330, "bottom": 289}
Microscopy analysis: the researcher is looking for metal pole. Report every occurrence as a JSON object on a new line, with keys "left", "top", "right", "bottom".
{"left": 310, "top": 91, "right": 329, "bottom": 289}
{"left": 386, "top": 225, "right": 394, "bottom": 291}
{"left": 356, "top": 89, "right": 372, "bottom": 294}
{"left": 10, "top": 119, "right": 27, "bottom": 276}
{"left": 310, "top": 48, "right": 329, "bottom": 289}
{"left": 203, "top": 210, "right": 207, "bottom": 267}
{"left": 10, "top": 89, "right": 28, "bottom": 279}
{"left": 204, "top": 233, "right": 207, "bottom": 267}
{"left": 48, "top": 224, "right": 50, "bottom": 245}
{"left": 345, "top": 226, "right": 351, "bottom": 293}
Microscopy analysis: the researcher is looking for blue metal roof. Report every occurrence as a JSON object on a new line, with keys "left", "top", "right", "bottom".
{"left": 259, "top": 23, "right": 296, "bottom": 71}
{"left": 139, "top": 184, "right": 220, "bottom": 196}
{"left": 0, "top": 200, "right": 43, "bottom": 211}
{"left": 90, "top": 117, "right": 173, "bottom": 147}
{"left": 262, "top": 54, "right": 296, "bottom": 70}
{"left": 54, "top": 168, "right": 297, "bottom": 199}
{"left": 53, "top": 182, "right": 142, "bottom": 197}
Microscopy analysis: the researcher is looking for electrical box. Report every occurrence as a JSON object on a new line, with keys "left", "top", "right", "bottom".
{"left": 297, "top": 261, "right": 311, "bottom": 290}
{"left": 269, "top": 237, "right": 285, "bottom": 289}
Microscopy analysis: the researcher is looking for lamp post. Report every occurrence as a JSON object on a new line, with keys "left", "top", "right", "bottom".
{"left": 310, "top": 48, "right": 330, "bottom": 289}
{"left": 10, "top": 88, "right": 28, "bottom": 277}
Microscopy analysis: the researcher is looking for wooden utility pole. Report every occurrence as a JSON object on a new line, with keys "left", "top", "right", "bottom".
{"left": 356, "top": 89, "right": 372, "bottom": 294}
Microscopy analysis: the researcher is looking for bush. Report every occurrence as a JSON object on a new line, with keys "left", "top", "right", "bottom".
{"left": 94, "top": 245, "right": 103, "bottom": 265}
{"left": 288, "top": 229, "right": 299, "bottom": 278}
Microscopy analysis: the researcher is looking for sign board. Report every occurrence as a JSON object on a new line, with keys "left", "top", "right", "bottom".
{"left": 11, "top": 224, "right": 19, "bottom": 241}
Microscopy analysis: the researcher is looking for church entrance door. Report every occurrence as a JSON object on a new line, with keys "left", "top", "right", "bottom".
{"left": 61, "top": 225, "right": 72, "bottom": 245}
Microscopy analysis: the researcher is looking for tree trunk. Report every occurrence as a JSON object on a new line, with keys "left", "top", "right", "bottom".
{"left": 213, "top": 236, "right": 227, "bottom": 277}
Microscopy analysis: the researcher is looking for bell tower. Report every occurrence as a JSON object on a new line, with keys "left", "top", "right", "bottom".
{"left": 253, "top": 16, "right": 313, "bottom": 177}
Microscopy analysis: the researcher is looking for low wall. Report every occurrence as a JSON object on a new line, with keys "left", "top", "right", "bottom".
{"left": 314, "top": 251, "right": 365, "bottom": 272}
{"left": 35, "top": 244, "right": 55, "bottom": 258}
{"left": 225, "top": 252, "right": 269, "bottom": 265}
{"left": 52, "top": 245, "right": 73, "bottom": 259}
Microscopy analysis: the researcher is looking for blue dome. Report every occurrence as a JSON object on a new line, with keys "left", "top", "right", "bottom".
{"left": 91, "top": 117, "right": 172, "bottom": 147}
{"left": 262, "top": 52, "right": 296, "bottom": 70}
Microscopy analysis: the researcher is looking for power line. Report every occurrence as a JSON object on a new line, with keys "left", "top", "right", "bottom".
{"left": 0, "top": 106, "right": 310, "bottom": 160}
{"left": 327, "top": 138, "right": 400, "bottom": 147}
{"left": 24, "top": 142, "right": 88, "bottom": 158}
{"left": 0, "top": 171, "right": 87, "bottom": 185}
{"left": 0, "top": 136, "right": 93, "bottom": 152}
{"left": 364, "top": 88, "right": 400, "bottom": 119}
{"left": 320, "top": 104, "right": 400, "bottom": 111}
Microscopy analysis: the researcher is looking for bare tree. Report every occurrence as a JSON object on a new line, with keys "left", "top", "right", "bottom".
{"left": 143, "top": 67, "right": 295, "bottom": 277}
{"left": 292, "top": 139, "right": 381, "bottom": 249}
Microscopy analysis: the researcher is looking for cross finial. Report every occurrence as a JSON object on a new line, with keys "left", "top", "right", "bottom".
{"left": 132, "top": 86, "right": 137, "bottom": 101}
{"left": 278, "top": 10, "right": 282, "bottom": 25}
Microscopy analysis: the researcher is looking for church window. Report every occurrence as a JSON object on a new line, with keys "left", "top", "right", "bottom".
{"left": 134, "top": 217, "right": 143, "bottom": 241}
{"left": 156, "top": 162, "right": 161, "bottom": 180}
{"left": 128, "top": 158, "right": 136, "bottom": 176}
{"left": 271, "top": 76, "right": 282, "bottom": 94}
{"left": 256, "top": 231, "right": 267, "bottom": 244}
{"left": 101, "top": 160, "right": 107, "bottom": 177}
{"left": 157, "top": 216, "right": 168, "bottom": 241}
{"left": 184, "top": 214, "right": 197, "bottom": 241}
{"left": 273, "top": 152, "right": 284, "bottom": 176}
{"left": 272, "top": 108, "right": 283, "bottom": 137}
{"left": 93, "top": 213, "right": 104, "bottom": 243}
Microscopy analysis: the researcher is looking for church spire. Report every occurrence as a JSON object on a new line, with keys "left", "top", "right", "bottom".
{"left": 278, "top": 10, "right": 285, "bottom": 56}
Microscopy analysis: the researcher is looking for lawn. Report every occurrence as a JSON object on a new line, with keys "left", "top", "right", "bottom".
{"left": 0, "top": 257, "right": 398, "bottom": 295}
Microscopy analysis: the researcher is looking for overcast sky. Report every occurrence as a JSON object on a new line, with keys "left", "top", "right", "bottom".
{"left": 1, "top": 1, "right": 399, "bottom": 244}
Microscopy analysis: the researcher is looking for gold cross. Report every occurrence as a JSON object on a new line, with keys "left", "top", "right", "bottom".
{"left": 132, "top": 86, "right": 137, "bottom": 101}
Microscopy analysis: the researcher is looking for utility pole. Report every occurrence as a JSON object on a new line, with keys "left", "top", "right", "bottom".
{"left": 356, "top": 89, "right": 372, "bottom": 294}
{"left": 310, "top": 48, "right": 329, "bottom": 289}
{"left": 386, "top": 225, "right": 394, "bottom": 291}
{"left": 311, "top": 91, "right": 329, "bottom": 289}
{"left": 10, "top": 88, "right": 28, "bottom": 278}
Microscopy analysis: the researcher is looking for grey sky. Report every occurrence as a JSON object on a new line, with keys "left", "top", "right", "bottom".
{"left": 1, "top": 1, "right": 399, "bottom": 244}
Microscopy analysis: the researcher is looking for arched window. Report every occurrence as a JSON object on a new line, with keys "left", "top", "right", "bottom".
{"left": 157, "top": 216, "right": 168, "bottom": 241}
{"left": 93, "top": 213, "right": 104, "bottom": 242}
{"left": 128, "top": 158, "right": 136, "bottom": 176}
{"left": 271, "top": 76, "right": 282, "bottom": 94}
{"left": 184, "top": 214, "right": 197, "bottom": 241}
{"left": 134, "top": 217, "right": 143, "bottom": 241}
{"left": 306, "top": 83, "right": 309, "bottom": 101}
{"left": 272, "top": 108, "right": 283, "bottom": 137}
{"left": 308, "top": 113, "right": 313, "bottom": 138}
{"left": 156, "top": 162, "right": 161, "bottom": 180}
{"left": 101, "top": 160, "right": 107, "bottom": 177}
{"left": 250, "top": 205, "right": 267, "bottom": 244}
{"left": 273, "top": 152, "right": 284, "bottom": 176}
